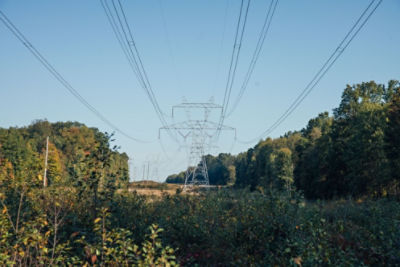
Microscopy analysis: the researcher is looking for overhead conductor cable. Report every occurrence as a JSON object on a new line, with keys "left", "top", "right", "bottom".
{"left": 0, "top": 10, "right": 150, "bottom": 143}
{"left": 238, "top": 0, "right": 383, "bottom": 144}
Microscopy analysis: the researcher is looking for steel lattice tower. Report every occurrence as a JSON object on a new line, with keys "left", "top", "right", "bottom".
{"left": 159, "top": 101, "right": 235, "bottom": 189}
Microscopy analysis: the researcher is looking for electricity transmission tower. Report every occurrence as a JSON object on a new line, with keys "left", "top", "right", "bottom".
{"left": 159, "top": 101, "right": 235, "bottom": 189}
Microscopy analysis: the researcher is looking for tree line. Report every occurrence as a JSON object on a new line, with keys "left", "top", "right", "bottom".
{"left": 0, "top": 121, "right": 179, "bottom": 265}
{"left": 0, "top": 120, "right": 129, "bottom": 192}
{"left": 1, "top": 80, "right": 399, "bottom": 265}
{"left": 167, "top": 80, "right": 400, "bottom": 199}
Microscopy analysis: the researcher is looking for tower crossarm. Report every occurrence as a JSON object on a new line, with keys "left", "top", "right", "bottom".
{"left": 172, "top": 103, "right": 223, "bottom": 117}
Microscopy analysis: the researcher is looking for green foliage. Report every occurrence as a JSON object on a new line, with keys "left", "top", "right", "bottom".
{"left": 272, "top": 147, "right": 294, "bottom": 191}
{"left": 0, "top": 186, "right": 75, "bottom": 266}
{"left": 0, "top": 121, "right": 129, "bottom": 191}
{"left": 327, "top": 81, "right": 391, "bottom": 197}
{"left": 166, "top": 153, "right": 235, "bottom": 186}
{"left": 74, "top": 208, "right": 177, "bottom": 266}
{"left": 233, "top": 80, "right": 400, "bottom": 199}
{"left": 1, "top": 80, "right": 400, "bottom": 266}
{"left": 385, "top": 81, "right": 400, "bottom": 194}
{"left": 234, "top": 132, "right": 302, "bottom": 192}
{"left": 146, "top": 189, "right": 400, "bottom": 266}
{"left": 0, "top": 121, "right": 180, "bottom": 266}
{"left": 205, "top": 153, "right": 236, "bottom": 185}
{"left": 0, "top": 195, "right": 177, "bottom": 266}
{"left": 165, "top": 171, "right": 185, "bottom": 184}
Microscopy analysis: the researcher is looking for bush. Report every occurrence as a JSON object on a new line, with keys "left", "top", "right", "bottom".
{"left": 147, "top": 189, "right": 400, "bottom": 265}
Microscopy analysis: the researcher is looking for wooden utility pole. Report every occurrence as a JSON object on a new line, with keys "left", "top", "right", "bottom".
{"left": 44, "top": 136, "right": 49, "bottom": 188}
{"left": 128, "top": 158, "right": 134, "bottom": 182}
{"left": 147, "top": 162, "right": 150, "bottom": 180}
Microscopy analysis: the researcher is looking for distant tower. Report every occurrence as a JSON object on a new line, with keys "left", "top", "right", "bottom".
{"left": 160, "top": 101, "right": 235, "bottom": 189}
{"left": 184, "top": 125, "right": 209, "bottom": 187}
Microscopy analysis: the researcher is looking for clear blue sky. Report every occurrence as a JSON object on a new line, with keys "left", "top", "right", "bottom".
{"left": 1, "top": 0, "right": 399, "bottom": 181}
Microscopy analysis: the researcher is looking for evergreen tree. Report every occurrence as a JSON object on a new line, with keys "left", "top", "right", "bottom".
{"left": 385, "top": 81, "right": 400, "bottom": 195}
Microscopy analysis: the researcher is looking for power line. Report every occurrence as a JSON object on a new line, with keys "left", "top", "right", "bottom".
{"left": 238, "top": 0, "right": 383, "bottom": 145}
{"left": 110, "top": 0, "right": 161, "bottom": 114}
{"left": 221, "top": 0, "right": 251, "bottom": 116}
{"left": 114, "top": 0, "right": 177, "bottom": 139}
{"left": 114, "top": 0, "right": 158, "bottom": 108}
{"left": 100, "top": 0, "right": 178, "bottom": 142}
{"left": 226, "top": 0, "right": 279, "bottom": 117}
{"left": 160, "top": 101, "right": 235, "bottom": 188}
{"left": 0, "top": 10, "right": 150, "bottom": 143}
{"left": 216, "top": 0, "right": 251, "bottom": 139}
{"left": 101, "top": 0, "right": 164, "bottom": 123}
{"left": 100, "top": 0, "right": 142, "bottom": 79}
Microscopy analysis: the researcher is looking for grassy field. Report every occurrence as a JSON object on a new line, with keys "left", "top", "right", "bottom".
{"left": 128, "top": 181, "right": 182, "bottom": 197}
{"left": 128, "top": 181, "right": 225, "bottom": 197}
